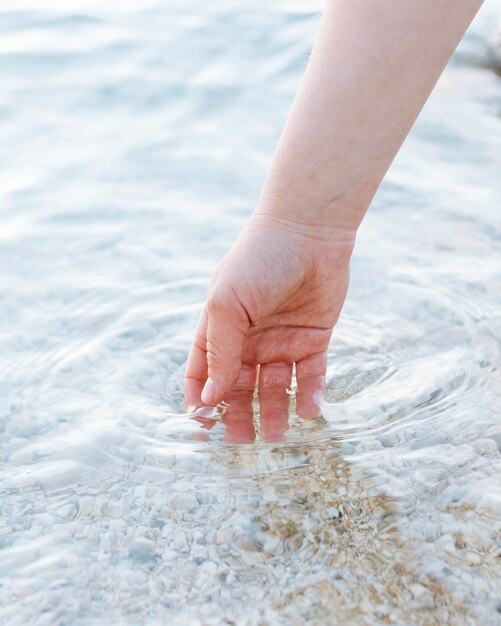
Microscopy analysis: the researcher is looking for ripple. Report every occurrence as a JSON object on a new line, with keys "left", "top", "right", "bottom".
{"left": 1, "top": 1, "right": 501, "bottom": 625}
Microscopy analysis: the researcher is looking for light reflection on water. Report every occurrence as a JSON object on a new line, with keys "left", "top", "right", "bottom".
{"left": 1, "top": 1, "right": 501, "bottom": 624}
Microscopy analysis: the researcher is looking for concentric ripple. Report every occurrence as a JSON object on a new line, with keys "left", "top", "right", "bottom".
{"left": 1, "top": 1, "right": 501, "bottom": 625}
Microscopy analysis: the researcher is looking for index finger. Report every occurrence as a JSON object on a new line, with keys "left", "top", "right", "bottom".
{"left": 184, "top": 309, "right": 208, "bottom": 411}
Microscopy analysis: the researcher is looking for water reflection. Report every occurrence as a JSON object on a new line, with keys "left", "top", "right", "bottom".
{"left": 1, "top": 0, "right": 501, "bottom": 623}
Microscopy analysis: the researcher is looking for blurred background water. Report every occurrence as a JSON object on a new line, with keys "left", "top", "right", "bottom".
{"left": 1, "top": 1, "right": 501, "bottom": 625}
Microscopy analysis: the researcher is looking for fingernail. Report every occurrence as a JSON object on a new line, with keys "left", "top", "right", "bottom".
{"left": 201, "top": 378, "right": 216, "bottom": 405}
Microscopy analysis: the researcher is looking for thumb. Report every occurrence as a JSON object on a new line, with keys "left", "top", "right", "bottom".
{"left": 201, "top": 291, "right": 250, "bottom": 405}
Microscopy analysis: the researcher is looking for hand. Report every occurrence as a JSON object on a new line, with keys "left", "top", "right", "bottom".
{"left": 184, "top": 212, "right": 355, "bottom": 437}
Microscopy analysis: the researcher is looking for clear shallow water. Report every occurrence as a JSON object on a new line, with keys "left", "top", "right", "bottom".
{"left": 1, "top": 1, "right": 501, "bottom": 624}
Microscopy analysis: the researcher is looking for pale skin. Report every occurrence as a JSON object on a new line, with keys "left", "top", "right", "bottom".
{"left": 184, "top": 0, "right": 484, "bottom": 441}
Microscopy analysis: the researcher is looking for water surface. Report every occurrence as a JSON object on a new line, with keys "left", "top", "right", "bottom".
{"left": 1, "top": 1, "right": 501, "bottom": 625}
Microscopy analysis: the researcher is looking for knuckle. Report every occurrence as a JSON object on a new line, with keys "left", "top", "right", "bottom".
{"left": 205, "top": 343, "right": 221, "bottom": 365}
{"left": 206, "top": 341, "right": 231, "bottom": 369}
{"left": 207, "top": 288, "right": 249, "bottom": 331}
{"left": 207, "top": 286, "right": 231, "bottom": 314}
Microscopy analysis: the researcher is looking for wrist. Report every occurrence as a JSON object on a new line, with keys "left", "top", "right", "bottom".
{"left": 254, "top": 187, "right": 362, "bottom": 243}
{"left": 249, "top": 206, "right": 357, "bottom": 262}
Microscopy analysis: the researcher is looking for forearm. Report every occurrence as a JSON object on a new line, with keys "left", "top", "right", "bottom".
{"left": 257, "top": 0, "right": 483, "bottom": 232}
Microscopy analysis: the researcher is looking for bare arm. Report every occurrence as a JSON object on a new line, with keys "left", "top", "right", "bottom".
{"left": 259, "top": 0, "right": 483, "bottom": 231}
{"left": 184, "top": 0, "right": 483, "bottom": 427}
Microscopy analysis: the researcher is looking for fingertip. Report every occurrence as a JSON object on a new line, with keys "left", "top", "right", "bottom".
{"left": 295, "top": 352, "right": 327, "bottom": 419}
{"left": 296, "top": 381, "right": 325, "bottom": 418}
{"left": 296, "top": 387, "right": 323, "bottom": 419}
{"left": 201, "top": 377, "right": 216, "bottom": 405}
{"left": 184, "top": 378, "right": 205, "bottom": 412}
{"left": 201, "top": 376, "right": 237, "bottom": 406}
{"left": 296, "top": 392, "right": 323, "bottom": 419}
{"left": 203, "top": 360, "right": 248, "bottom": 405}
{"left": 184, "top": 311, "right": 210, "bottom": 410}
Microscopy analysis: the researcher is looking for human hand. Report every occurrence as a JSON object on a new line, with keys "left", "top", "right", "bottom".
{"left": 184, "top": 212, "right": 355, "bottom": 438}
